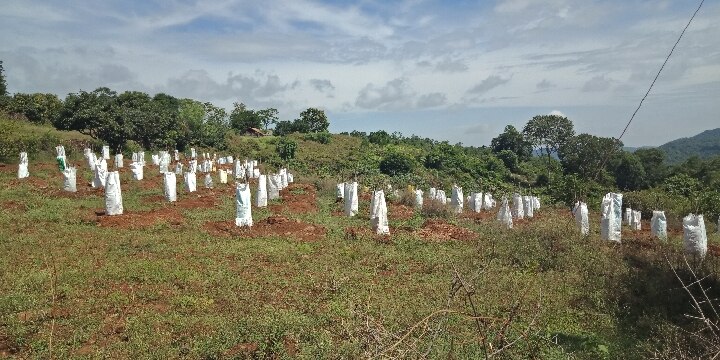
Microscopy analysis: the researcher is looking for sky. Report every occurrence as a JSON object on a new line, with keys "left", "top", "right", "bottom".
{"left": 1, "top": 0, "right": 719, "bottom": 147}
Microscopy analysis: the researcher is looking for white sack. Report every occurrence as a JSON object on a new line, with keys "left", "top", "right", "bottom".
{"left": 574, "top": 201, "right": 589, "bottom": 235}
{"left": 497, "top": 197, "right": 513, "bottom": 228}
{"left": 130, "top": 162, "right": 143, "bottom": 181}
{"left": 256, "top": 174, "right": 268, "bottom": 207}
{"left": 482, "top": 193, "right": 494, "bottom": 210}
{"left": 97, "top": 158, "right": 107, "bottom": 172}
{"left": 219, "top": 170, "right": 228, "bottom": 184}
{"left": 532, "top": 196, "right": 540, "bottom": 210}
{"left": 184, "top": 172, "right": 197, "bottom": 193}
{"left": 436, "top": 190, "right": 447, "bottom": 205}
{"left": 450, "top": 185, "right": 463, "bottom": 214}
{"left": 218, "top": 157, "right": 226, "bottom": 165}
{"left": 371, "top": 190, "right": 390, "bottom": 235}
{"left": 190, "top": 148, "right": 197, "bottom": 159}
{"left": 151, "top": 154, "right": 160, "bottom": 166}
{"left": 18, "top": 152, "right": 29, "bottom": 179}
{"left": 287, "top": 173, "right": 294, "bottom": 183}
{"left": 102, "top": 145, "right": 110, "bottom": 160}
{"left": 429, "top": 188, "right": 436, "bottom": 200}
{"left": 114, "top": 154, "right": 123, "bottom": 168}
{"left": 138, "top": 151, "right": 145, "bottom": 165}
{"left": 85, "top": 151, "right": 96, "bottom": 170}
{"left": 204, "top": 174, "right": 213, "bottom": 188}
{"left": 175, "top": 162, "right": 183, "bottom": 175}
{"left": 131, "top": 152, "right": 138, "bottom": 163}
{"left": 683, "top": 214, "right": 707, "bottom": 258}
{"left": 523, "top": 195, "right": 534, "bottom": 218}
{"left": 62, "top": 166, "right": 77, "bottom": 192}
{"left": 344, "top": 182, "right": 359, "bottom": 217}
{"left": 93, "top": 166, "right": 107, "bottom": 188}
{"left": 268, "top": 174, "right": 281, "bottom": 200}
{"left": 163, "top": 172, "right": 177, "bottom": 202}
{"left": 415, "top": 189, "right": 424, "bottom": 209}
{"left": 631, "top": 210, "right": 642, "bottom": 231}
{"left": 624, "top": 208, "right": 632, "bottom": 226}
{"left": 104, "top": 171, "right": 123, "bottom": 215}
{"left": 174, "top": 150, "right": 179, "bottom": 161}
{"left": 471, "top": 192, "right": 483, "bottom": 213}
{"left": 512, "top": 193, "right": 524, "bottom": 219}
{"left": 336, "top": 183, "right": 345, "bottom": 199}
{"left": 650, "top": 211, "right": 667, "bottom": 241}
{"left": 188, "top": 160, "right": 197, "bottom": 173}
{"left": 280, "top": 168, "right": 289, "bottom": 188}
{"left": 234, "top": 160, "right": 243, "bottom": 179}
{"left": 600, "top": 192, "right": 623, "bottom": 242}
{"left": 235, "top": 183, "right": 253, "bottom": 227}
{"left": 246, "top": 161, "right": 254, "bottom": 178}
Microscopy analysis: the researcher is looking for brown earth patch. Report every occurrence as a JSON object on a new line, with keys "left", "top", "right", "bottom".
{"left": 93, "top": 208, "right": 183, "bottom": 229}
{"left": 1, "top": 200, "right": 27, "bottom": 211}
{"left": 224, "top": 343, "right": 259, "bottom": 357}
{"left": 416, "top": 219, "right": 476, "bottom": 241}
{"left": 49, "top": 183, "right": 104, "bottom": 198}
{"left": 388, "top": 203, "right": 415, "bottom": 220}
{"left": 270, "top": 184, "right": 319, "bottom": 214}
{"left": 6, "top": 177, "right": 50, "bottom": 189}
{"left": 708, "top": 244, "right": 720, "bottom": 257}
{"left": 462, "top": 210, "right": 496, "bottom": 222}
{"left": 0, "top": 332, "right": 19, "bottom": 357}
{"left": 204, "top": 215, "right": 326, "bottom": 241}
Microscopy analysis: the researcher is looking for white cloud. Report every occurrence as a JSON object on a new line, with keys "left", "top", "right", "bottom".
{"left": 548, "top": 110, "right": 566, "bottom": 117}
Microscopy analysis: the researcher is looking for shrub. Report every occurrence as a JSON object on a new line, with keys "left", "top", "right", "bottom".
{"left": 379, "top": 152, "right": 414, "bottom": 176}
{"left": 304, "top": 131, "right": 331, "bottom": 144}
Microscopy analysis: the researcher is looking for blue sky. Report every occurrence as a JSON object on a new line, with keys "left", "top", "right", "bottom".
{"left": 2, "top": 0, "right": 719, "bottom": 147}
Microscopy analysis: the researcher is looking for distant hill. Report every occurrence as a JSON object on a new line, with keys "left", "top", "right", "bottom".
{"left": 658, "top": 128, "right": 720, "bottom": 164}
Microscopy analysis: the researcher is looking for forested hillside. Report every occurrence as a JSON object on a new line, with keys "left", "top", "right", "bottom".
{"left": 659, "top": 128, "right": 720, "bottom": 163}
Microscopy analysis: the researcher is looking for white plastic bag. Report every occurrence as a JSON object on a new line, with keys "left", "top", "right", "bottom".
{"left": 512, "top": 193, "right": 524, "bottom": 219}
{"left": 631, "top": 210, "right": 642, "bottom": 230}
{"left": 151, "top": 154, "right": 160, "bottom": 166}
{"left": 138, "top": 151, "right": 145, "bottom": 165}
{"left": 256, "top": 174, "right": 268, "bottom": 207}
{"left": 18, "top": 152, "right": 29, "bottom": 179}
{"left": 246, "top": 161, "right": 254, "bottom": 178}
{"left": 62, "top": 166, "right": 77, "bottom": 192}
{"left": 482, "top": 193, "right": 493, "bottom": 210}
{"left": 470, "top": 192, "right": 482, "bottom": 213}
{"left": 683, "top": 214, "right": 707, "bottom": 258}
{"left": 371, "top": 190, "right": 390, "bottom": 235}
{"left": 650, "top": 211, "right": 667, "bottom": 241}
{"left": 190, "top": 148, "right": 197, "bottom": 159}
{"left": 624, "top": 208, "right": 632, "bottom": 226}
{"left": 93, "top": 166, "right": 107, "bottom": 188}
{"left": 175, "top": 162, "right": 183, "bottom": 175}
{"left": 159, "top": 154, "right": 170, "bottom": 174}
{"left": 174, "top": 150, "right": 179, "bottom": 161}
{"left": 85, "top": 151, "right": 96, "bottom": 170}
{"left": 102, "top": 145, "right": 110, "bottom": 160}
{"left": 574, "top": 201, "right": 589, "bottom": 235}
{"left": 532, "top": 196, "right": 540, "bottom": 210}
{"left": 450, "top": 185, "right": 463, "bottom": 214}
{"left": 163, "top": 172, "right": 177, "bottom": 202}
{"left": 219, "top": 169, "right": 228, "bottom": 184}
{"left": 288, "top": 173, "right": 294, "bottom": 183}
{"left": 336, "top": 183, "right": 345, "bottom": 199}
{"left": 600, "top": 193, "right": 623, "bottom": 242}
{"left": 344, "top": 182, "right": 359, "bottom": 217}
{"left": 429, "top": 188, "right": 437, "bottom": 201}
{"left": 204, "top": 173, "right": 213, "bottom": 188}
{"left": 436, "top": 190, "right": 447, "bottom": 205}
{"left": 280, "top": 168, "right": 289, "bottom": 189}
{"left": 234, "top": 160, "right": 243, "bottom": 179}
{"left": 235, "top": 183, "right": 253, "bottom": 227}
{"left": 497, "top": 197, "right": 513, "bottom": 228}
{"left": 104, "top": 171, "right": 123, "bottom": 215}
{"left": 115, "top": 154, "right": 124, "bottom": 168}
{"left": 130, "top": 162, "right": 143, "bottom": 180}
{"left": 188, "top": 160, "right": 197, "bottom": 173}
{"left": 268, "top": 174, "right": 281, "bottom": 200}
{"left": 184, "top": 172, "right": 197, "bottom": 193}
{"left": 415, "top": 189, "right": 424, "bottom": 209}
{"left": 97, "top": 158, "right": 108, "bottom": 172}
{"left": 523, "top": 195, "right": 533, "bottom": 218}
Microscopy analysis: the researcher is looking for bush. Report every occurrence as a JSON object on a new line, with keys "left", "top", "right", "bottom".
{"left": 379, "top": 152, "right": 415, "bottom": 176}
{"left": 276, "top": 137, "right": 297, "bottom": 162}
{"left": 421, "top": 199, "right": 452, "bottom": 219}
{"left": 304, "top": 131, "right": 331, "bottom": 144}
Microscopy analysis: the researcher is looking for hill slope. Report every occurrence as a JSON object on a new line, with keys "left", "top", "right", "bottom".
{"left": 659, "top": 128, "right": 720, "bottom": 163}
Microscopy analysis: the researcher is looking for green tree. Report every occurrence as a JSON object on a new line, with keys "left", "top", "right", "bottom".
{"left": 296, "top": 107, "right": 329, "bottom": 133}
{"left": 230, "top": 102, "right": 262, "bottom": 132}
{"left": 0, "top": 60, "right": 7, "bottom": 98}
{"left": 559, "top": 134, "right": 621, "bottom": 181}
{"left": 55, "top": 87, "right": 129, "bottom": 150}
{"left": 7, "top": 93, "right": 62, "bottom": 124}
{"left": 368, "top": 130, "right": 392, "bottom": 146}
{"left": 613, "top": 151, "right": 646, "bottom": 191}
{"left": 276, "top": 137, "right": 297, "bottom": 161}
{"left": 490, "top": 125, "right": 532, "bottom": 160}
{"left": 634, "top": 148, "right": 668, "bottom": 187}
{"left": 257, "top": 108, "right": 278, "bottom": 130}
{"left": 273, "top": 120, "right": 297, "bottom": 136}
{"left": 523, "top": 114, "right": 575, "bottom": 175}
{"left": 379, "top": 151, "right": 415, "bottom": 176}
{"left": 496, "top": 149, "right": 519, "bottom": 172}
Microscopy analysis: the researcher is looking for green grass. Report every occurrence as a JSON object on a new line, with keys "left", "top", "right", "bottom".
{"left": 1, "top": 160, "right": 720, "bottom": 359}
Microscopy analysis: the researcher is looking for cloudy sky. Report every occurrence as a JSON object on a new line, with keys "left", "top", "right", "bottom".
{"left": 2, "top": 0, "right": 718, "bottom": 147}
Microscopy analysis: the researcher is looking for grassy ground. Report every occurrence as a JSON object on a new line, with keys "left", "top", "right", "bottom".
{"left": 1, "top": 158, "right": 720, "bottom": 359}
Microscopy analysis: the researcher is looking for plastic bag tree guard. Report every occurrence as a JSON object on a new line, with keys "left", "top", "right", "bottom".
{"left": 85, "top": 151, "right": 96, "bottom": 170}
{"left": 429, "top": 188, "right": 437, "bottom": 201}
{"left": 104, "top": 171, "right": 123, "bottom": 215}
{"left": 470, "top": 192, "right": 483, "bottom": 213}
{"left": 336, "top": 183, "right": 345, "bottom": 200}
{"left": 415, "top": 189, "right": 424, "bottom": 209}
{"left": 102, "top": 146, "right": 110, "bottom": 160}
{"left": 436, "top": 190, "right": 447, "bottom": 205}
{"left": 600, "top": 193, "right": 623, "bottom": 242}
{"left": 113, "top": 154, "right": 123, "bottom": 168}
{"left": 256, "top": 174, "right": 268, "bottom": 207}
{"left": 218, "top": 157, "right": 226, "bottom": 165}
{"left": 98, "top": 158, "right": 108, "bottom": 172}
{"left": 56, "top": 145, "right": 66, "bottom": 171}
{"left": 624, "top": 208, "right": 632, "bottom": 226}
{"left": 188, "top": 160, "right": 198, "bottom": 173}
{"left": 174, "top": 150, "right": 179, "bottom": 161}
{"left": 131, "top": 152, "right": 138, "bottom": 163}
{"left": 532, "top": 196, "right": 540, "bottom": 210}
{"left": 497, "top": 197, "right": 513, "bottom": 228}
{"left": 482, "top": 193, "right": 493, "bottom": 210}
{"left": 62, "top": 167, "right": 77, "bottom": 192}
{"left": 175, "top": 162, "right": 183, "bottom": 175}
{"left": 288, "top": 173, "right": 294, "bottom": 183}
{"left": 650, "top": 211, "right": 667, "bottom": 241}
{"left": 184, "top": 172, "right": 197, "bottom": 193}
{"left": 371, "top": 190, "right": 390, "bottom": 235}
{"left": 246, "top": 161, "right": 254, "bottom": 178}
{"left": 683, "top": 214, "right": 707, "bottom": 258}
{"left": 138, "top": 151, "right": 145, "bottom": 165}
{"left": 130, "top": 162, "right": 144, "bottom": 180}
{"left": 190, "top": 148, "right": 197, "bottom": 159}
{"left": 164, "top": 172, "right": 177, "bottom": 202}
{"left": 18, "top": 152, "right": 29, "bottom": 179}
{"left": 574, "top": 201, "right": 589, "bottom": 235}
{"left": 266, "top": 174, "right": 280, "bottom": 200}
{"left": 344, "top": 182, "right": 359, "bottom": 217}
{"left": 280, "top": 168, "right": 289, "bottom": 188}
{"left": 151, "top": 154, "right": 160, "bottom": 166}
{"left": 512, "top": 193, "right": 524, "bottom": 219}
{"left": 234, "top": 160, "right": 243, "bottom": 179}
{"left": 235, "top": 183, "right": 253, "bottom": 227}
{"left": 451, "top": 185, "right": 464, "bottom": 214}
{"left": 523, "top": 195, "right": 534, "bottom": 218}
{"left": 253, "top": 169, "right": 261, "bottom": 179}
{"left": 631, "top": 210, "right": 642, "bottom": 230}
{"left": 219, "top": 169, "right": 228, "bottom": 184}
{"left": 93, "top": 166, "right": 107, "bottom": 188}
{"left": 204, "top": 174, "right": 213, "bottom": 189}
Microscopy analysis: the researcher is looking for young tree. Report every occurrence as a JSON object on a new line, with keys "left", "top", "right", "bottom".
{"left": 523, "top": 114, "right": 575, "bottom": 175}
{"left": 257, "top": 108, "right": 278, "bottom": 130}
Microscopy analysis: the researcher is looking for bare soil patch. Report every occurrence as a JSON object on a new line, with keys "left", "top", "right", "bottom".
{"left": 388, "top": 203, "right": 415, "bottom": 220}
{"left": 270, "top": 184, "right": 319, "bottom": 214}
{"left": 204, "top": 215, "right": 326, "bottom": 241}
{"left": 416, "top": 219, "right": 476, "bottom": 241}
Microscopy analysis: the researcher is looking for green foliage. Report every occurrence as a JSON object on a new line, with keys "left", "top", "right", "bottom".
{"left": 297, "top": 107, "right": 329, "bottom": 133}
{"left": 523, "top": 114, "right": 575, "bottom": 173}
{"left": 0, "top": 114, "right": 93, "bottom": 162}
{"left": 6, "top": 93, "right": 62, "bottom": 124}
{"left": 612, "top": 151, "right": 646, "bottom": 191}
{"left": 276, "top": 137, "right": 297, "bottom": 162}
{"left": 256, "top": 108, "right": 278, "bottom": 130}
{"left": 304, "top": 131, "right": 331, "bottom": 144}
{"left": 379, "top": 151, "right": 415, "bottom": 176}
{"left": 634, "top": 148, "right": 668, "bottom": 187}
{"left": 659, "top": 128, "right": 720, "bottom": 163}
{"left": 368, "top": 130, "right": 392, "bottom": 146}
{"left": 496, "top": 149, "right": 519, "bottom": 172}
{"left": 490, "top": 125, "right": 532, "bottom": 160}
{"left": 0, "top": 60, "right": 7, "bottom": 98}
{"left": 229, "top": 102, "right": 262, "bottom": 132}
{"left": 662, "top": 173, "right": 701, "bottom": 197}
{"left": 559, "top": 133, "right": 621, "bottom": 182}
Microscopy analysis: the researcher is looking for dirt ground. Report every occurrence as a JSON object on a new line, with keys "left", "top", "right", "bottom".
{"left": 204, "top": 215, "right": 326, "bottom": 242}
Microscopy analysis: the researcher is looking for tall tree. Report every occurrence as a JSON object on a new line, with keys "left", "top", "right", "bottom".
{"left": 0, "top": 60, "right": 7, "bottom": 97}
{"left": 613, "top": 151, "right": 646, "bottom": 190}
{"left": 523, "top": 114, "right": 575, "bottom": 175}
{"left": 297, "top": 107, "right": 329, "bottom": 133}
{"left": 634, "top": 148, "right": 668, "bottom": 187}
{"left": 490, "top": 125, "right": 532, "bottom": 160}
{"left": 7, "top": 93, "right": 62, "bottom": 124}
{"left": 559, "top": 133, "right": 621, "bottom": 181}
{"left": 229, "top": 102, "right": 261, "bottom": 131}
{"left": 257, "top": 108, "right": 278, "bottom": 130}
